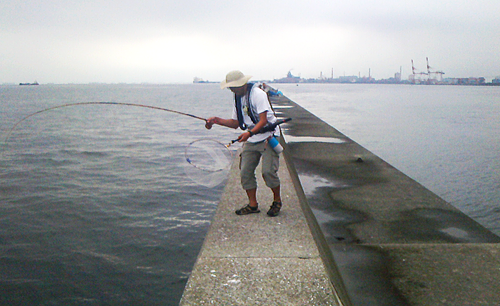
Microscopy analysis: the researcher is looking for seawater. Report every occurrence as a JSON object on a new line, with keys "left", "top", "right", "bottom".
{"left": 2, "top": 83, "right": 499, "bottom": 304}
{"left": 279, "top": 83, "right": 500, "bottom": 235}
{"left": 0, "top": 84, "right": 240, "bottom": 305}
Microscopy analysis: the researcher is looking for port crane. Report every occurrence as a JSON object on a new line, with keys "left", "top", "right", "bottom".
{"left": 426, "top": 57, "right": 445, "bottom": 83}
{"left": 410, "top": 59, "right": 428, "bottom": 84}
{"left": 410, "top": 58, "right": 445, "bottom": 84}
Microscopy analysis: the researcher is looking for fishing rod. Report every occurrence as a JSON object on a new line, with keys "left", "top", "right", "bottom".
{"left": 227, "top": 117, "right": 292, "bottom": 146}
{"left": 184, "top": 118, "right": 292, "bottom": 172}
{"left": 3, "top": 102, "right": 207, "bottom": 145}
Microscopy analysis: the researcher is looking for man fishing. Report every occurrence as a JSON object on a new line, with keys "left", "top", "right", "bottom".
{"left": 205, "top": 70, "right": 282, "bottom": 217}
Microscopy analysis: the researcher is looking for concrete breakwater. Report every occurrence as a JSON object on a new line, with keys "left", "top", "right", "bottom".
{"left": 179, "top": 142, "right": 344, "bottom": 305}
{"left": 181, "top": 93, "right": 500, "bottom": 305}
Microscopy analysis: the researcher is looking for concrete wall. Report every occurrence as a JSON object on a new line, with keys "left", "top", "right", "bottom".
{"left": 274, "top": 94, "right": 500, "bottom": 305}
{"left": 181, "top": 93, "right": 500, "bottom": 305}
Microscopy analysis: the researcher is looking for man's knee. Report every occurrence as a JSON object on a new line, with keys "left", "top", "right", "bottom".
{"left": 241, "top": 171, "right": 257, "bottom": 190}
{"left": 262, "top": 170, "right": 280, "bottom": 188}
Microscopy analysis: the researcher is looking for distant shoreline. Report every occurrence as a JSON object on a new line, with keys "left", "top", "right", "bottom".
{"left": 2, "top": 81, "right": 499, "bottom": 87}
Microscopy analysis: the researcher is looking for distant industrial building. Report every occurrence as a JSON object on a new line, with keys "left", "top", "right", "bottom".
{"left": 273, "top": 71, "right": 301, "bottom": 83}
{"left": 268, "top": 59, "right": 497, "bottom": 86}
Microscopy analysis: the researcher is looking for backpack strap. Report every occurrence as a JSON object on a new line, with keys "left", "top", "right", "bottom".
{"left": 235, "top": 83, "right": 258, "bottom": 130}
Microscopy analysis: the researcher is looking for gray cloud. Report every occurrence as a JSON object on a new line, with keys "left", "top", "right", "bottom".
{"left": 1, "top": 0, "right": 499, "bottom": 83}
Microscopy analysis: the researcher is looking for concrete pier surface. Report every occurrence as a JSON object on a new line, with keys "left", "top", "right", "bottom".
{"left": 181, "top": 93, "right": 500, "bottom": 305}
{"left": 180, "top": 152, "right": 344, "bottom": 305}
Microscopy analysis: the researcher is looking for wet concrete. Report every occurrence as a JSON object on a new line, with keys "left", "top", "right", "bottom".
{"left": 272, "top": 94, "right": 500, "bottom": 305}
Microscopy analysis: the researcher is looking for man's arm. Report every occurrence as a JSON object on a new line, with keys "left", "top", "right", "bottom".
{"left": 237, "top": 112, "right": 268, "bottom": 142}
{"left": 205, "top": 117, "right": 239, "bottom": 129}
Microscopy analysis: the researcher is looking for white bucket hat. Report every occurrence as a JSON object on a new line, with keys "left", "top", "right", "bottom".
{"left": 220, "top": 70, "right": 252, "bottom": 89}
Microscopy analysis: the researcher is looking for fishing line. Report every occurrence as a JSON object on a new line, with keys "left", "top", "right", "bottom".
{"left": 2, "top": 102, "right": 291, "bottom": 187}
{"left": 182, "top": 118, "right": 292, "bottom": 187}
{"left": 184, "top": 118, "right": 291, "bottom": 172}
{"left": 185, "top": 139, "right": 234, "bottom": 173}
{"left": 3, "top": 101, "right": 207, "bottom": 145}
{"left": 183, "top": 138, "right": 237, "bottom": 188}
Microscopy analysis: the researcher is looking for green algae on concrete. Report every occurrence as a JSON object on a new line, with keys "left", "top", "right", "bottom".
{"left": 273, "top": 93, "right": 500, "bottom": 305}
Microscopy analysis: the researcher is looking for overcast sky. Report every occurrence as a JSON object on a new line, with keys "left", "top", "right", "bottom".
{"left": 2, "top": 0, "right": 499, "bottom": 84}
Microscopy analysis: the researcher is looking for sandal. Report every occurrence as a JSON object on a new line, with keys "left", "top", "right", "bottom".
{"left": 235, "top": 204, "right": 260, "bottom": 215}
{"left": 267, "top": 201, "right": 282, "bottom": 217}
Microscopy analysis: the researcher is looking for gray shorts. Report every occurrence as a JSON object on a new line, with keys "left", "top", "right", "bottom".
{"left": 239, "top": 139, "right": 280, "bottom": 190}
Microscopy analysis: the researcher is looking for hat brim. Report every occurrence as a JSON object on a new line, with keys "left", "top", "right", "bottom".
{"left": 220, "top": 75, "right": 252, "bottom": 89}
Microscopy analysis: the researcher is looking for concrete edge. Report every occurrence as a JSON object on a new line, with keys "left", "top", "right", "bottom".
{"left": 281, "top": 137, "right": 353, "bottom": 306}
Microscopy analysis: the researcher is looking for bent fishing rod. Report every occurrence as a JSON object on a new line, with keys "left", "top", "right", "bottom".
{"left": 3, "top": 101, "right": 291, "bottom": 151}
{"left": 3, "top": 102, "right": 208, "bottom": 145}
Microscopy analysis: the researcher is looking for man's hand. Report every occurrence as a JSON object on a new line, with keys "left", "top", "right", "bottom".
{"left": 205, "top": 117, "right": 240, "bottom": 130}
{"left": 237, "top": 131, "right": 252, "bottom": 142}
{"left": 205, "top": 117, "right": 217, "bottom": 129}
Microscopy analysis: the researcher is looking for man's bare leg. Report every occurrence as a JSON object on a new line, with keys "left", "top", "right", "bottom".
{"left": 246, "top": 188, "right": 258, "bottom": 207}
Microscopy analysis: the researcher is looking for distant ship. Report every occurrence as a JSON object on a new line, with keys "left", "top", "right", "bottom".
{"left": 19, "top": 81, "right": 39, "bottom": 86}
{"left": 193, "top": 77, "right": 215, "bottom": 84}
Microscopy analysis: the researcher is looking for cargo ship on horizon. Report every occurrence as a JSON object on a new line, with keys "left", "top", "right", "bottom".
{"left": 19, "top": 81, "right": 39, "bottom": 86}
